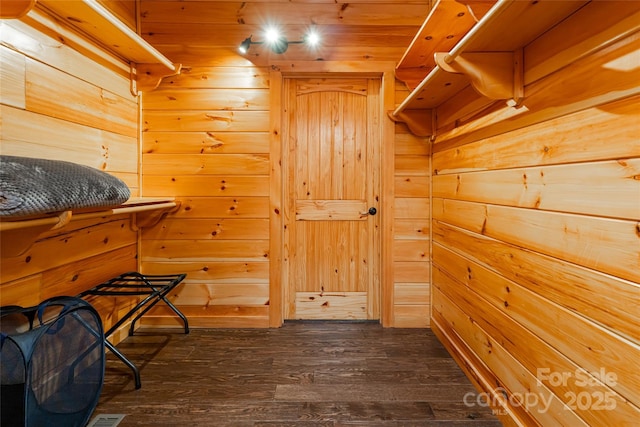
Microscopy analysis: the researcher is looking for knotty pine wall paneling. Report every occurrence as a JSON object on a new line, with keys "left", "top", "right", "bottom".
{"left": 140, "top": 65, "right": 272, "bottom": 328}
{"left": 0, "top": 2, "right": 141, "bottom": 342}
{"left": 138, "top": 0, "right": 433, "bottom": 327}
{"left": 430, "top": 5, "right": 640, "bottom": 424}
{"left": 1, "top": 0, "right": 435, "bottom": 330}
{"left": 392, "top": 83, "right": 431, "bottom": 327}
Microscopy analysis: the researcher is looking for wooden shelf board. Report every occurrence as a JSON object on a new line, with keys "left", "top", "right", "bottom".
{"left": 0, "top": 0, "right": 36, "bottom": 18}
{"left": 395, "top": 0, "right": 497, "bottom": 90}
{"left": 406, "top": 70, "right": 469, "bottom": 110}
{"left": 393, "top": 0, "right": 590, "bottom": 127}
{"left": 0, "top": 197, "right": 178, "bottom": 257}
{"left": 396, "top": 0, "right": 479, "bottom": 70}
{"left": 121, "top": 197, "right": 177, "bottom": 208}
{"left": 460, "top": 0, "right": 588, "bottom": 52}
{"left": 35, "top": 0, "right": 175, "bottom": 72}
{"left": 0, "top": 197, "right": 177, "bottom": 232}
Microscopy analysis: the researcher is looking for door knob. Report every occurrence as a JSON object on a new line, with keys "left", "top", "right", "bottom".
{"left": 360, "top": 207, "right": 377, "bottom": 216}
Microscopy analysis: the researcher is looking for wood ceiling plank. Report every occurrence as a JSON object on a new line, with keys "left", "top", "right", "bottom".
{"left": 140, "top": 1, "right": 429, "bottom": 26}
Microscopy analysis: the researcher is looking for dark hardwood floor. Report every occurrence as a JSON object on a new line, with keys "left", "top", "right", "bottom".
{"left": 93, "top": 321, "right": 502, "bottom": 426}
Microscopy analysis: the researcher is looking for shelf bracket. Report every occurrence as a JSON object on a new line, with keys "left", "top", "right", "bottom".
{"left": 130, "top": 62, "right": 182, "bottom": 96}
{"left": 435, "top": 50, "right": 524, "bottom": 104}
{"left": 1, "top": 226, "right": 50, "bottom": 258}
{"left": 0, "top": 210, "right": 72, "bottom": 257}
{"left": 388, "top": 109, "right": 434, "bottom": 137}
{"left": 0, "top": 199, "right": 178, "bottom": 257}
{"left": 130, "top": 201, "right": 181, "bottom": 231}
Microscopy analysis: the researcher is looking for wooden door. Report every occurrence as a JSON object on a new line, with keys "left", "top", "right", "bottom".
{"left": 283, "top": 77, "right": 381, "bottom": 320}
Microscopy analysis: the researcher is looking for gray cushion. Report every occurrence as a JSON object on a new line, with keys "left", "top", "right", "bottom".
{"left": 0, "top": 155, "right": 130, "bottom": 218}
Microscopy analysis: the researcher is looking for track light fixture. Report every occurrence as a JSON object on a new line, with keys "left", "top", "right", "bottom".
{"left": 238, "top": 28, "right": 320, "bottom": 54}
{"left": 238, "top": 36, "right": 253, "bottom": 54}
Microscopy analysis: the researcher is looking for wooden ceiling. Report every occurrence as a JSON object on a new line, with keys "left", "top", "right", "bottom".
{"left": 137, "top": 0, "right": 433, "bottom": 66}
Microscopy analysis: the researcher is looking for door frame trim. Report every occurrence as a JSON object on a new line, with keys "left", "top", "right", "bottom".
{"left": 268, "top": 61, "right": 396, "bottom": 327}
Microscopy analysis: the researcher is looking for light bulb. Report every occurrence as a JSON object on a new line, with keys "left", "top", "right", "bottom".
{"left": 265, "top": 27, "right": 281, "bottom": 44}
{"left": 306, "top": 31, "right": 320, "bottom": 46}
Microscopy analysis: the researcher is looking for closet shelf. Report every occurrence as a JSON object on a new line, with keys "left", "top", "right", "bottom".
{"left": 395, "top": 0, "right": 496, "bottom": 92}
{"left": 0, "top": 0, "right": 35, "bottom": 19}
{"left": 392, "top": 0, "right": 589, "bottom": 136}
{"left": 38, "top": 0, "right": 175, "bottom": 71}
{"left": 2, "top": 0, "right": 180, "bottom": 92}
{"left": 0, "top": 198, "right": 179, "bottom": 257}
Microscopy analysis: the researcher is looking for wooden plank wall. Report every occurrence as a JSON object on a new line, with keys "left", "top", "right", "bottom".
{"left": 0, "top": 6, "right": 140, "bottom": 341}
{"left": 139, "top": 64, "right": 273, "bottom": 327}
{"left": 137, "top": 0, "right": 432, "bottom": 328}
{"left": 139, "top": 65, "right": 421, "bottom": 328}
{"left": 1, "top": 0, "right": 432, "bottom": 329}
{"left": 430, "top": 4, "right": 640, "bottom": 425}
{"left": 393, "top": 84, "right": 431, "bottom": 327}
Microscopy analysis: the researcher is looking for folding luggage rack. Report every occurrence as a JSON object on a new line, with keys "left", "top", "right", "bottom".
{"left": 78, "top": 272, "right": 189, "bottom": 389}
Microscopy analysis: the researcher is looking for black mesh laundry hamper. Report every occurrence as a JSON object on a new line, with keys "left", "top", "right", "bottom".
{"left": 0, "top": 296, "right": 105, "bottom": 427}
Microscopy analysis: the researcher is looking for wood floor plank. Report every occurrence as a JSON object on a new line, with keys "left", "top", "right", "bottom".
{"left": 273, "top": 384, "right": 478, "bottom": 402}
{"left": 94, "top": 322, "right": 501, "bottom": 426}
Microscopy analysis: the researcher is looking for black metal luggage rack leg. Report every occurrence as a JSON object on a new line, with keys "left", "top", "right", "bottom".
{"left": 78, "top": 272, "right": 189, "bottom": 389}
